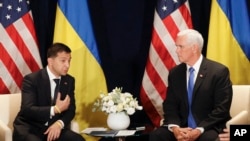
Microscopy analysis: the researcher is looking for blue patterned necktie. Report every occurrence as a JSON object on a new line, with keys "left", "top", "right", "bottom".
{"left": 188, "top": 67, "right": 196, "bottom": 128}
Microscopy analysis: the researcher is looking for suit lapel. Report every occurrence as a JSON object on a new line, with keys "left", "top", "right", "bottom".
{"left": 41, "top": 69, "right": 52, "bottom": 104}
{"left": 180, "top": 64, "right": 189, "bottom": 108}
{"left": 59, "top": 76, "right": 69, "bottom": 99}
{"left": 193, "top": 58, "right": 207, "bottom": 98}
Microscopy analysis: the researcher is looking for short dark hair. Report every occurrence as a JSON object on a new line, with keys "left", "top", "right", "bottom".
{"left": 47, "top": 43, "right": 71, "bottom": 58}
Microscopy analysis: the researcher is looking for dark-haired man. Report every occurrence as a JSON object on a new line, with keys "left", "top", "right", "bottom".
{"left": 13, "top": 43, "right": 85, "bottom": 141}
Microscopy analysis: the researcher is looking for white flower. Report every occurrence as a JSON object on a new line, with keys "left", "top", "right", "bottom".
{"left": 116, "top": 103, "right": 124, "bottom": 112}
{"left": 92, "top": 87, "right": 143, "bottom": 115}
{"left": 126, "top": 107, "right": 135, "bottom": 115}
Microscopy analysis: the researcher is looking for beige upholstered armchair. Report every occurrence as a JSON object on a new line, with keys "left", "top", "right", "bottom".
{"left": 0, "top": 93, "right": 21, "bottom": 141}
{"left": 0, "top": 93, "right": 80, "bottom": 141}
{"left": 226, "top": 85, "right": 250, "bottom": 129}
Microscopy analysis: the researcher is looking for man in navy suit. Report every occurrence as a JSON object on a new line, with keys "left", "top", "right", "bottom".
{"left": 149, "top": 29, "right": 232, "bottom": 141}
{"left": 13, "top": 43, "right": 85, "bottom": 141}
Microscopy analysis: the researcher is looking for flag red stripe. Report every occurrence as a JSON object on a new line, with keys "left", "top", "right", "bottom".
{"left": 151, "top": 28, "right": 177, "bottom": 70}
{"left": 163, "top": 16, "right": 179, "bottom": 42}
{"left": 179, "top": 4, "right": 193, "bottom": 28}
{"left": 0, "top": 44, "right": 23, "bottom": 89}
{"left": 22, "top": 13, "right": 39, "bottom": 44}
{"left": 6, "top": 25, "right": 40, "bottom": 72}
{"left": 145, "top": 58, "right": 167, "bottom": 100}
{"left": 0, "top": 77, "right": 10, "bottom": 94}
{"left": 162, "top": 5, "right": 193, "bottom": 41}
{"left": 140, "top": 87, "right": 162, "bottom": 127}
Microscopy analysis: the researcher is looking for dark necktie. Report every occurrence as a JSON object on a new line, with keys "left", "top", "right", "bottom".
{"left": 53, "top": 79, "right": 60, "bottom": 104}
{"left": 187, "top": 67, "right": 196, "bottom": 128}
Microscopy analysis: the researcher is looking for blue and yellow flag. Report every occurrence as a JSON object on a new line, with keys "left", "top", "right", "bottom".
{"left": 53, "top": 0, "right": 107, "bottom": 140}
{"left": 207, "top": 0, "right": 250, "bottom": 84}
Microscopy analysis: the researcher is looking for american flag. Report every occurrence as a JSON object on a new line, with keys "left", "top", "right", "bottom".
{"left": 140, "top": 0, "right": 192, "bottom": 127}
{"left": 0, "top": 0, "right": 42, "bottom": 94}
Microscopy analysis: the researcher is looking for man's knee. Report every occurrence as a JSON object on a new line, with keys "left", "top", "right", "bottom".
{"left": 198, "top": 130, "right": 218, "bottom": 141}
{"left": 74, "top": 134, "right": 85, "bottom": 141}
{"left": 149, "top": 127, "right": 174, "bottom": 141}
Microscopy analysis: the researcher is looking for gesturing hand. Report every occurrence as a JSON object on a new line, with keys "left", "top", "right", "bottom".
{"left": 55, "top": 92, "right": 70, "bottom": 113}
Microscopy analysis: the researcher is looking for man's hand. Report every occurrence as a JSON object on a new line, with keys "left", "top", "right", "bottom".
{"left": 172, "top": 127, "right": 192, "bottom": 141}
{"left": 186, "top": 129, "right": 201, "bottom": 141}
{"left": 54, "top": 93, "right": 70, "bottom": 114}
{"left": 218, "top": 128, "right": 230, "bottom": 141}
{"left": 44, "top": 121, "right": 62, "bottom": 141}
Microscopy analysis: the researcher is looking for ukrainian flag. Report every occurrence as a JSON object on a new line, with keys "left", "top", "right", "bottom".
{"left": 207, "top": 0, "right": 250, "bottom": 84}
{"left": 53, "top": 0, "right": 107, "bottom": 140}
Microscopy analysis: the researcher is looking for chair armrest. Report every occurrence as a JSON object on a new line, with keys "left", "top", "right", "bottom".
{"left": 70, "top": 120, "right": 80, "bottom": 133}
{"left": 226, "top": 110, "right": 248, "bottom": 129}
{"left": 0, "top": 120, "right": 12, "bottom": 141}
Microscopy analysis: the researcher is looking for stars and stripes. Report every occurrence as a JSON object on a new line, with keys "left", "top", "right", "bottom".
{"left": 140, "top": 0, "right": 192, "bottom": 127}
{"left": 0, "top": 0, "right": 42, "bottom": 94}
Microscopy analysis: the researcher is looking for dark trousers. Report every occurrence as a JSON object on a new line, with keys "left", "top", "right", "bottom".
{"left": 149, "top": 126, "right": 219, "bottom": 141}
{"left": 13, "top": 128, "right": 85, "bottom": 141}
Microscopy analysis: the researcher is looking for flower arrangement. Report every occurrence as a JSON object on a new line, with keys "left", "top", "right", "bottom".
{"left": 93, "top": 87, "right": 143, "bottom": 115}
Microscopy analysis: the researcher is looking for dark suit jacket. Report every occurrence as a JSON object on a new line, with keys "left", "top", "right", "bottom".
{"left": 163, "top": 57, "right": 232, "bottom": 132}
{"left": 13, "top": 68, "right": 76, "bottom": 135}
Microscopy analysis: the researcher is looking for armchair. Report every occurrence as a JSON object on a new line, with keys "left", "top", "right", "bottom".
{"left": 0, "top": 93, "right": 21, "bottom": 141}
{"left": 226, "top": 85, "right": 250, "bottom": 129}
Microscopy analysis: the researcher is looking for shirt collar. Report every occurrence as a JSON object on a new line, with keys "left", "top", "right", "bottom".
{"left": 46, "top": 66, "right": 61, "bottom": 80}
{"left": 187, "top": 55, "right": 203, "bottom": 72}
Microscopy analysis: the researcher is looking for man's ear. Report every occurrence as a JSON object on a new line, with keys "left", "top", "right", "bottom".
{"left": 47, "top": 58, "right": 52, "bottom": 65}
{"left": 192, "top": 44, "right": 199, "bottom": 53}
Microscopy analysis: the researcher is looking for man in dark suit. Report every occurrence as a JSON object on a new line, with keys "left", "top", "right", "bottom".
{"left": 13, "top": 43, "right": 85, "bottom": 141}
{"left": 149, "top": 29, "right": 232, "bottom": 141}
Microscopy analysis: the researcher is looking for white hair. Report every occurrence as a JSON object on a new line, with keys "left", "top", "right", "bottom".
{"left": 177, "top": 29, "right": 204, "bottom": 51}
